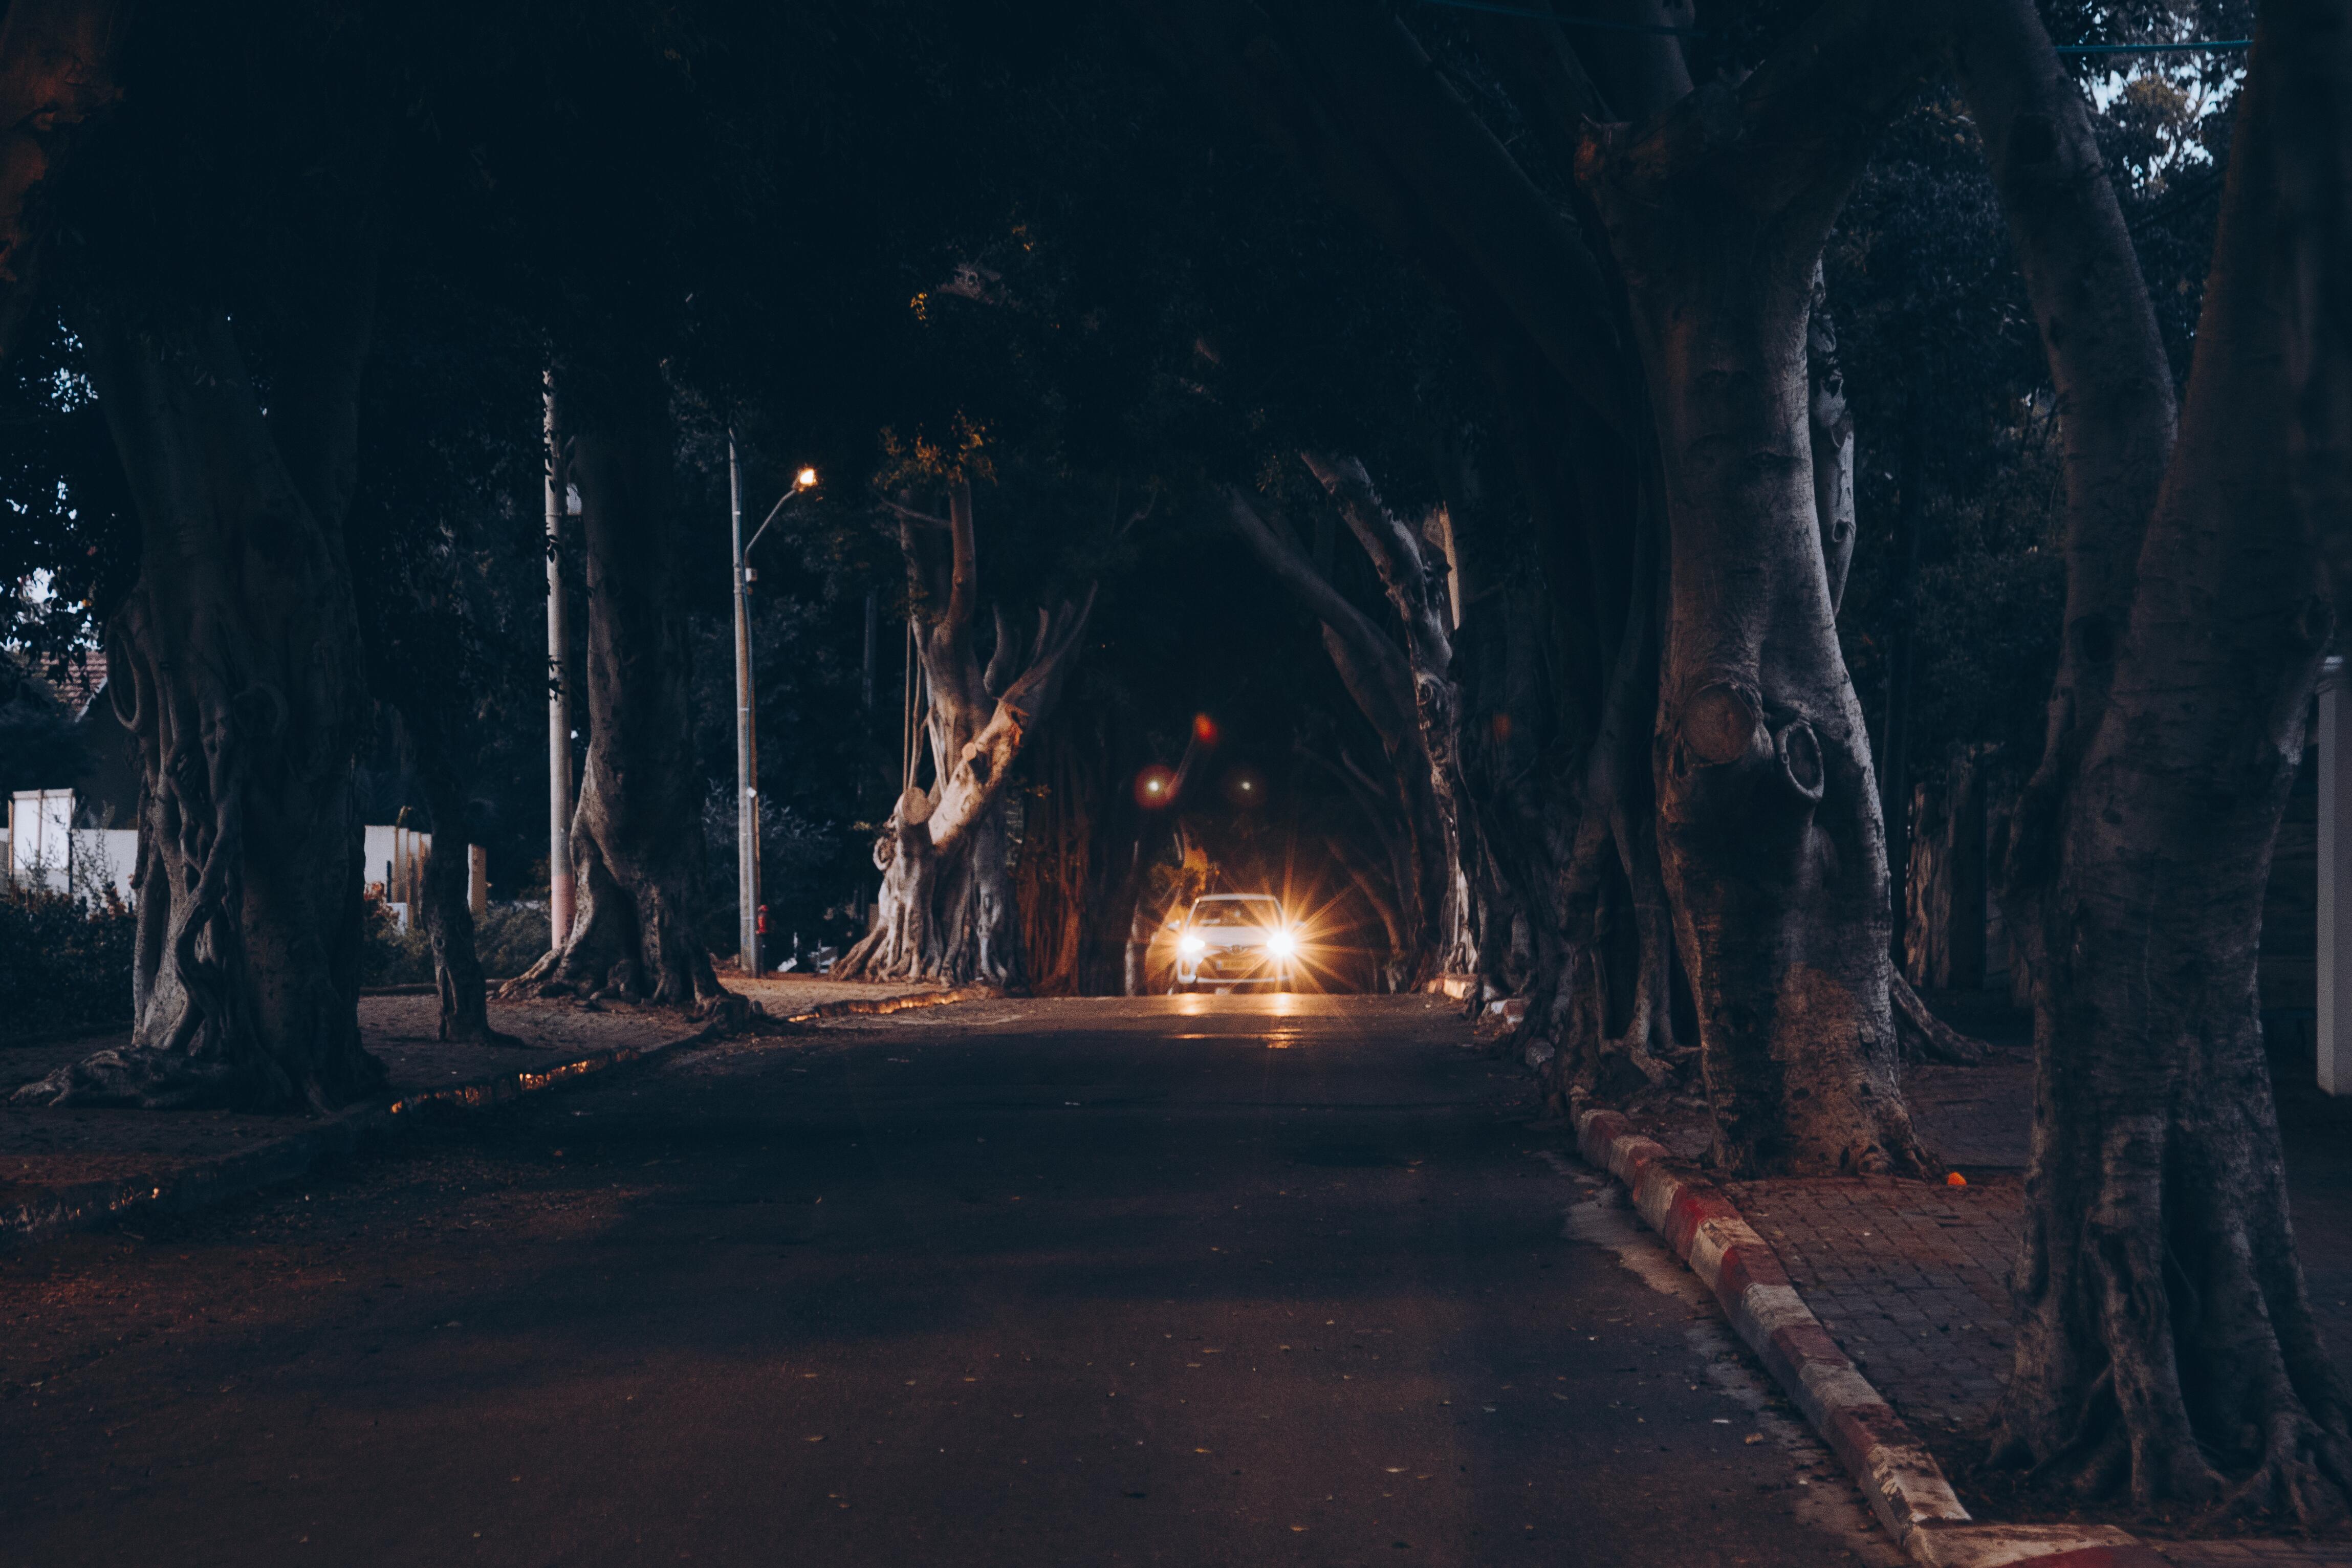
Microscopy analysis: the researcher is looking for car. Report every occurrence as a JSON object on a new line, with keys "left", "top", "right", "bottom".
{"left": 1172, "top": 894, "right": 1297, "bottom": 992}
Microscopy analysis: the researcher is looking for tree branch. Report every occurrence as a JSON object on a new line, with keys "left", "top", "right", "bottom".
{"left": 1300, "top": 451, "right": 1453, "bottom": 677}
{"left": 944, "top": 476, "right": 978, "bottom": 639}
{"left": 1224, "top": 485, "right": 1416, "bottom": 750}
{"left": 929, "top": 587, "right": 1098, "bottom": 855}
{"left": 1124, "top": 0, "right": 1635, "bottom": 438}
{"left": 0, "top": 0, "right": 126, "bottom": 360}
{"left": 1600, "top": 0, "right": 1938, "bottom": 251}
{"left": 1291, "top": 3, "right": 1636, "bottom": 433}
{"left": 875, "top": 492, "right": 954, "bottom": 529}
{"left": 1945, "top": 0, "right": 2177, "bottom": 886}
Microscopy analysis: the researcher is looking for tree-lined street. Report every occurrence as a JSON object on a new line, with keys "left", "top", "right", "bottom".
{"left": 4, "top": 0, "right": 2350, "bottom": 1553}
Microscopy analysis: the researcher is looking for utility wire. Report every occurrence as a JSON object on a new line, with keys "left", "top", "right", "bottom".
{"left": 1410, "top": 0, "right": 2251, "bottom": 54}
{"left": 2056, "top": 39, "right": 2250, "bottom": 53}
{"left": 1412, "top": 0, "right": 1693, "bottom": 36}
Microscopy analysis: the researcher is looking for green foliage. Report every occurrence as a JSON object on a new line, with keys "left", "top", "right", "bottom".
{"left": 358, "top": 904, "right": 435, "bottom": 989}
{"left": 356, "top": 902, "right": 549, "bottom": 989}
{"left": 0, "top": 883, "right": 136, "bottom": 1042}
{"left": 1830, "top": 19, "right": 2246, "bottom": 788}
{"left": 473, "top": 903, "right": 555, "bottom": 984}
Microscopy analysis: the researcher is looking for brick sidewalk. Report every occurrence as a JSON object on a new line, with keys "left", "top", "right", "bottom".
{"left": 1724, "top": 1176, "right": 2020, "bottom": 1447}
{"left": 1705, "top": 1038, "right": 2352, "bottom": 1565}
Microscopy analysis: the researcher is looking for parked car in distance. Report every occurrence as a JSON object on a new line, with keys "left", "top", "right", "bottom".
{"left": 1173, "top": 894, "right": 1296, "bottom": 992}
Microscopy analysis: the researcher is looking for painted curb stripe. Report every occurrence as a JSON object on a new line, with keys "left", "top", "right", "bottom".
{"left": 1571, "top": 1107, "right": 1972, "bottom": 1553}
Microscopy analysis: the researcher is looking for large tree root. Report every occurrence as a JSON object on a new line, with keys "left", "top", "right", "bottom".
{"left": 10, "top": 1044, "right": 297, "bottom": 1110}
{"left": 1994, "top": 1083, "right": 2352, "bottom": 1530}
{"left": 1891, "top": 972, "right": 1989, "bottom": 1064}
{"left": 2200, "top": 1411, "right": 2352, "bottom": 1530}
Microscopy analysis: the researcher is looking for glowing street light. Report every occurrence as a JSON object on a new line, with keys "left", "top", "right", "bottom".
{"left": 730, "top": 439, "right": 821, "bottom": 976}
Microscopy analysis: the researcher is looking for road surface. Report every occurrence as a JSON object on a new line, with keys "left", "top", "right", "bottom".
{"left": 3, "top": 994, "right": 1896, "bottom": 1565}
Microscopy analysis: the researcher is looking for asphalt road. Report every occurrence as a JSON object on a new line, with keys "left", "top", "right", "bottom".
{"left": 3, "top": 995, "right": 1896, "bottom": 1566}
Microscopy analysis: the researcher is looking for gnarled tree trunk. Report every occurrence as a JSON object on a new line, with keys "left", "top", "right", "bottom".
{"left": 836, "top": 481, "right": 1094, "bottom": 985}
{"left": 1580, "top": 5, "right": 1937, "bottom": 1177}
{"left": 1225, "top": 484, "right": 1451, "bottom": 988}
{"left": 1301, "top": 452, "right": 1480, "bottom": 981}
{"left": 507, "top": 359, "right": 730, "bottom": 1014}
{"left": 17, "top": 301, "right": 384, "bottom": 1110}
{"left": 1964, "top": 0, "right": 2352, "bottom": 1521}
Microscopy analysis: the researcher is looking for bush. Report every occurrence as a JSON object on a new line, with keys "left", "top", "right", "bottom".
{"left": 0, "top": 882, "right": 138, "bottom": 1041}
{"left": 358, "top": 901, "right": 435, "bottom": 987}
{"left": 474, "top": 901, "right": 552, "bottom": 982}
{"left": 1, "top": 887, "right": 554, "bottom": 1031}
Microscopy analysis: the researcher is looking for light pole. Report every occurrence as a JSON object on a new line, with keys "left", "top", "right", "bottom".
{"left": 729, "top": 432, "right": 817, "bottom": 977}
{"left": 544, "top": 373, "right": 574, "bottom": 951}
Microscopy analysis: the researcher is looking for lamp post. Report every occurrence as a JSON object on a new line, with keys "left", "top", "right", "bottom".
{"left": 544, "top": 374, "right": 574, "bottom": 951}
{"left": 729, "top": 431, "right": 817, "bottom": 977}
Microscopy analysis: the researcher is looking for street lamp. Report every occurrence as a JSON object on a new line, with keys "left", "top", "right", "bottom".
{"left": 729, "top": 433, "right": 819, "bottom": 978}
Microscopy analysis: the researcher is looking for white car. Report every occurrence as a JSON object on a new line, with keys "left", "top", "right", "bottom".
{"left": 1173, "top": 894, "right": 1297, "bottom": 992}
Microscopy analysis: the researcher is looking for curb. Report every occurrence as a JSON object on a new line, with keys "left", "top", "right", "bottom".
{"left": 2, "top": 986, "right": 995, "bottom": 1250}
{"left": 0, "top": 1108, "right": 380, "bottom": 1251}
{"left": 1571, "top": 1106, "right": 2166, "bottom": 1568}
{"left": 770, "top": 984, "right": 1000, "bottom": 1025}
{"left": 359, "top": 982, "right": 518, "bottom": 998}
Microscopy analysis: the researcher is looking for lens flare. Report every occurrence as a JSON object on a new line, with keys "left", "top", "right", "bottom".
{"left": 1134, "top": 765, "right": 1177, "bottom": 808}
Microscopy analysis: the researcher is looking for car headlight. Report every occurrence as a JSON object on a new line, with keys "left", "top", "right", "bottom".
{"left": 1267, "top": 929, "right": 1295, "bottom": 958}
{"left": 1179, "top": 934, "right": 1205, "bottom": 956}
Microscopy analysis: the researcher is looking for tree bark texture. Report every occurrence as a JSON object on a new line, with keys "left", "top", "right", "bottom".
{"left": 416, "top": 758, "right": 513, "bottom": 1046}
{"left": 836, "top": 482, "right": 1094, "bottom": 986}
{"left": 1225, "top": 486, "right": 1442, "bottom": 987}
{"left": 1300, "top": 452, "right": 1480, "bottom": 981}
{"left": 508, "top": 361, "right": 729, "bottom": 1014}
{"left": 1968, "top": 1, "right": 2352, "bottom": 1521}
{"left": 15, "top": 303, "right": 384, "bottom": 1110}
{"left": 1578, "top": 1, "right": 1939, "bottom": 1175}
{"left": 1806, "top": 264, "right": 1857, "bottom": 614}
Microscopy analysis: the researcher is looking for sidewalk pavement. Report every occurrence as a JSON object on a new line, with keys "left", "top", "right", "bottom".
{"left": 1589, "top": 996, "right": 2352, "bottom": 1566}
{"left": 0, "top": 978, "right": 963, "bottom": 1246}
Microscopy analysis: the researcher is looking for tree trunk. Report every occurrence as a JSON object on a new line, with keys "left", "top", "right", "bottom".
{"left": 416, "top": 760, "right": 515, "bottom": 1046}
{"left": 1015, "top": 722, "right": 1092, "bottom": 996}
{"left": 1805, "top": 263, "right": 1857, "bottom": 614}
{"left": 1580, "top": 10, "right": 1939, "bottom": 1177}
{"left": 507, "top": 360, "right": 730, "bottom": 1015}
{"left": 1966, "top": 0, "right": 2352, "bottom": 1520}
{"left": 1300, "top": 453, "right": 1480, "bottom": 980}
{"left": 15, "top": 303, "right": 384, "bottom": 1110}
{"left": 1225, "top": 484, "right": 1452, "bottom": 986}
{"left": 835, "top": 482, "right": 1093, "bottom": 985}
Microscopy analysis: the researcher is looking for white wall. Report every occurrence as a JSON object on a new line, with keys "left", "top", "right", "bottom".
{"left": 7, "top": 789, "right": 74, "bottom": 892}
{"left": 69, "top": 827, "right": 139, "bottom": 905}
{"left": 6, "top": 792, "right": 136, "bottom": 904}
{"left": 362, "top": 824, "right": 432, "bottom": 907}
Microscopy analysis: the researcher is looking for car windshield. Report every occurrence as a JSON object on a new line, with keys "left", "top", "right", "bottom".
{"left": 1192, "top": 899, "right": 1280, "bottom": 929}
